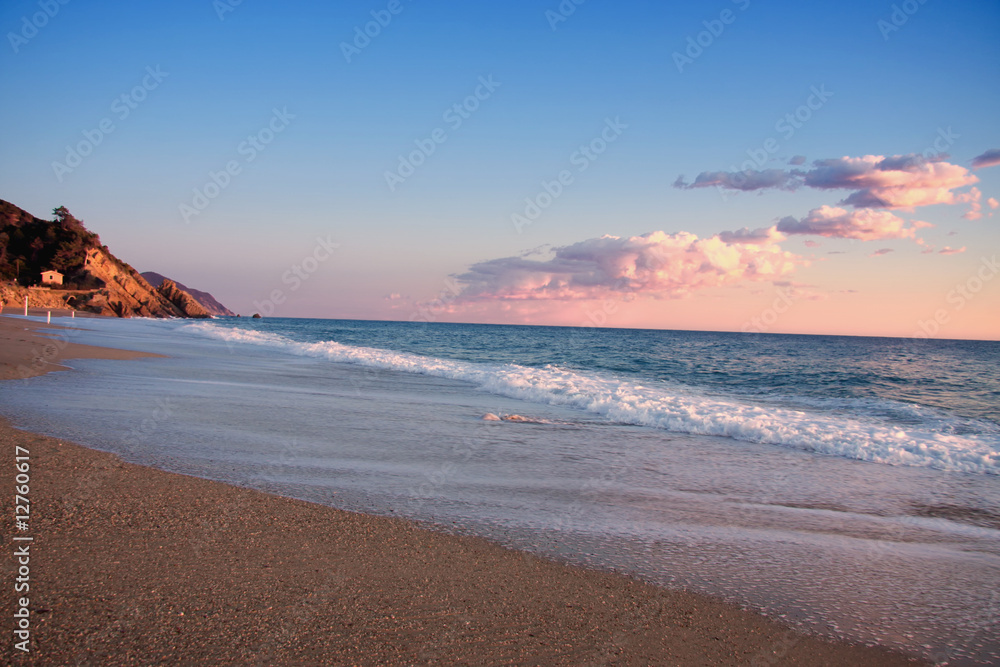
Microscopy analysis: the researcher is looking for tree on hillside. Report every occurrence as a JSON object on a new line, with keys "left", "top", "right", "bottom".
{"left": 0, "top": 203, "right": 100, "bottom": 284}
{"left": 53, "top": 206, "right": 80, "bottom": 228}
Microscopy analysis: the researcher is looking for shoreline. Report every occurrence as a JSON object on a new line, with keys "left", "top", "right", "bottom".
{"left": 1, "top": 317, "right": 926, "bottom": 664}
{"left": 0, "top": 314, "right": 161, "bottom": 381}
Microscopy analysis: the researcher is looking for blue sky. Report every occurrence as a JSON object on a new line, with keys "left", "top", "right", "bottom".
{"left": 2, "top": 0, "right": 999, "bottom": 337}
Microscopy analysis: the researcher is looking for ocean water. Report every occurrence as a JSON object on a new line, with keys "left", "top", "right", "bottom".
{"left": 2, "top": 316, "right": 999, "bottom": 664}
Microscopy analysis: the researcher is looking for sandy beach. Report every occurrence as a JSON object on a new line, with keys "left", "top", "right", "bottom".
{"left": 1, "top": 315, "right": 926, "bottom": 665}
{"left": 0, "top": 314, "right": 159, "bottom": 381}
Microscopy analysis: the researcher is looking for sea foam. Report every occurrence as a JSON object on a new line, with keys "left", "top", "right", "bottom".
{"left": 183, "top": 322, "right": 1000, "bottom": 475}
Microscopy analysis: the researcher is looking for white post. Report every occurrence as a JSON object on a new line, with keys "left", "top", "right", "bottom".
{"left": 47, "top": 311, "right": 51, "bottom": 324}
{"left": 24, "top": 297, "right": 28, "bottom": 317}
{"left": 71, "top": 310, "right": 75, "bottom": 318}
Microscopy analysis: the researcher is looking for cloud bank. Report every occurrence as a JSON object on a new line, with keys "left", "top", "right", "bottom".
{"left": 675, "top": 153, "right": 980, "bottom": 215}
{"left": 438, "top": 148, "right": 986, "bottom": 314}
{"left": 454, "top": 231, "right": 801, "bottom": 302}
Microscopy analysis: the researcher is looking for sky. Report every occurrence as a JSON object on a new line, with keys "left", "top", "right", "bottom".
{"left": 1, "top": 0, "right": 998, "bottom": 339}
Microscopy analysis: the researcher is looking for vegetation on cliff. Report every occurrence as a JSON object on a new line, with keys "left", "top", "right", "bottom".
{"left": 0, "top": 201, "right": 103, "bottom": 288}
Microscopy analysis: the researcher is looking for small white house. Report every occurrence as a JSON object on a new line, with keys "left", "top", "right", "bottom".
{"left": 41, "top": 270, "right": 64, "bottom": 286}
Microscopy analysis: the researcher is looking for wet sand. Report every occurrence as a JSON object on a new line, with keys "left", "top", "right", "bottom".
{"left": 0, "top": 314, "right": 159, "bottom": 381}
{"left": 0, "top": 316, "right": 926, "bottom": 665}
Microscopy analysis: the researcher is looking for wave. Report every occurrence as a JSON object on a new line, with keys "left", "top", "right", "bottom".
{"left": 182, "top": 322, "right": 1000, "bottom": 475}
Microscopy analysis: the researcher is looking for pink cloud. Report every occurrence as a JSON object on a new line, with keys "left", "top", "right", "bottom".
{"left": 803, "top": 240, "right": 821, "bottom": 248}
{"left": 939, "top": 246, "right": 967, "bottom": 255}
{"left": 812, "top": 155, "right": 978, "bottom": 210}
{"left": 870, "top": 248, "right": 894, "bottom": 257}
{"left": 960, "top": 187, "right": 983, "bottom": 220}
{"left": 675, "top": 153, "right": 979, "bottom": 214}
{"left": 989, "top": 197, "right": 999, "bottom": 209}
{"left": 776, "top": 206, "right": 923, "bottom": 241}
{"left": 971, "top": 149, "right": 1000, "bottom": 170}
{"left": 452, "top": 231, "right": 802, "bottom": 303}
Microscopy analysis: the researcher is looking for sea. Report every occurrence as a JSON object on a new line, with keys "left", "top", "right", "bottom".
{"left": 2, "top": 316, "right": 999, "bottom": 664}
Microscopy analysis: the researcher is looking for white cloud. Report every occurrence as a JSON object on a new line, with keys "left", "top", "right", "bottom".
{"left": 453, "top": 231, "right": 802, "bottom": 303}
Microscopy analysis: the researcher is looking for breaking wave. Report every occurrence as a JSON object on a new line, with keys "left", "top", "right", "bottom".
{"left": 183, "top": 322, "right": 1000, "bottom": 475}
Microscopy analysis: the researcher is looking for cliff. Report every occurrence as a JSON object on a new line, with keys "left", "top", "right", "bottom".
{"left": 0, "top": 199, "right": 212, "bottom": 318}
{"left": 156, "top": 278, "right": 211, "bottom": 318}
{"left": 141, "top": 272, "right": 235, "bottom": 317}
{"left": 79, "top": 246, "right": 210, "bottom": 318}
